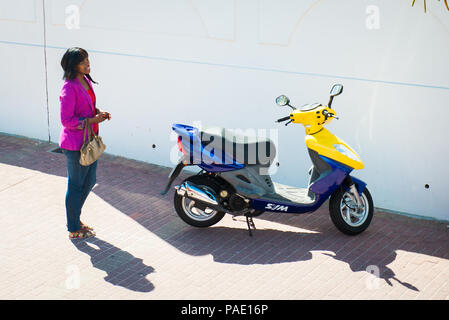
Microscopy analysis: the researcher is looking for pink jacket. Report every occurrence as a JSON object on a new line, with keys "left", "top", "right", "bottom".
{"left": 58, "top": 75, "right": 99, "bottom": 151}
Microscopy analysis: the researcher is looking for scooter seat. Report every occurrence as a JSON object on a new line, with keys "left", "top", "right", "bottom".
{"left": 199, "top": 126, "right": 276, "bottom": 166}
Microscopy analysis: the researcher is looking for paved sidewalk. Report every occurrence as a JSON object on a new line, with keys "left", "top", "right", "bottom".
{"left": 0, "top": 132, "right": 448, "bottom": 300}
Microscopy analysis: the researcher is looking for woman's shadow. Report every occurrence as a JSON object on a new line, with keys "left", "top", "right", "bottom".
{"left": 71, "top": 237, "right": 155, "bottom": 293}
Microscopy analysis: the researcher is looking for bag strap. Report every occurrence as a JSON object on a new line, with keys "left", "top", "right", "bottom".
{"left": 82, "top": 119, "right": 98, "bottom": 144}
{"left": 82, "top": 119, "right": 93, "bottom": 143}
{"left": 89, "top": 122, "right": 97, "bottom": 137}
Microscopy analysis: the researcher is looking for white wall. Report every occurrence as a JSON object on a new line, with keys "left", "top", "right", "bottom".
{"left": 0, "top": 0, "right": 48, "bottom": 140}
{"left": 1, "top": 0, "right": 448, "bottom": 221}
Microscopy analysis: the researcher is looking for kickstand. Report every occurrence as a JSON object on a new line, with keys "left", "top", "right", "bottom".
{"left": 245, "top": 214, "right": 256, "bottom": 237}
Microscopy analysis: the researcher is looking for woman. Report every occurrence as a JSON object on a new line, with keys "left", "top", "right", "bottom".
{"left": 59, "top": 47, "right": 111, "bottom": 239}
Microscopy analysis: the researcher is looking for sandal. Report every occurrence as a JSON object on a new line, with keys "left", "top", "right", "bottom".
{"left": 80, "top": 221, "right": 94, "bottom": 231}
{"left": 69, "top": 229, "right": 96, "bottom": 240}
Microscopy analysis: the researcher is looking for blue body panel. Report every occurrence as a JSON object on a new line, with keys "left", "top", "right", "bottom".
{"left": 173, "top": 123, "right": 244, "bottom": 172}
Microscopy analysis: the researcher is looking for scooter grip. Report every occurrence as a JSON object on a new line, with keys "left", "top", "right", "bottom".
{"left": 276, "top": 116, "right": 291, "bottom": 123}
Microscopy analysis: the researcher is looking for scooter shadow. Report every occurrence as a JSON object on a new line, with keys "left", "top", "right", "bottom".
{"left": 71, "top": 236, "right": 155, "bottom": 293}
{"left": 164, "top": 218, "right": 419, "bottom": 292}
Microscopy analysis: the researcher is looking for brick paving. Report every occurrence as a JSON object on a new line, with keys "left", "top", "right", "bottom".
{"left": 0, "top": 132, "right": 448, "bottom": 300}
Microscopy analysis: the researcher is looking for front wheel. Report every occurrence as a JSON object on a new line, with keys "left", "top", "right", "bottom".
{"left": 329, "top": 186, "right": 374, "bottom": 235}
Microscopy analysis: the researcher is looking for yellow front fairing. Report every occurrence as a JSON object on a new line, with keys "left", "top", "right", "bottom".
{"left": 305, "top": 128, "right": 364, "bottom": 170}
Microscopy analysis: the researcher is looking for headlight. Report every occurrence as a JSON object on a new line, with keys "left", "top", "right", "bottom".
{"left": 333, "top": 144, "right": 359, "bottom": 162}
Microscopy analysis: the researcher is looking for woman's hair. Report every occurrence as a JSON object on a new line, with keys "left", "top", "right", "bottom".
{"left": 61, "top": 47, "right": 97, "bottom": 84}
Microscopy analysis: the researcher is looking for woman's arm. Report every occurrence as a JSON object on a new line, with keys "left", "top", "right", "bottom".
{"left": 60, "top": 84, "right": 85, "bottom": 130}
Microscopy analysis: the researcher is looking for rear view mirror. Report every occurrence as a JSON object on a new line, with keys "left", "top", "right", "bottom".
{"left": 276, "top": 95, "right": 290, "bottom": 107}
{"left": 328, "top": 84, "right": 343, "bottom": 108}
{"left": 330, "top": 84, "right": 343, "bottom": 97}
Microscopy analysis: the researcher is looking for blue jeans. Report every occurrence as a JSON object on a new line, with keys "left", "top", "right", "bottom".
{"left": 62, "top": 149, "right": 98, "bottom": 232}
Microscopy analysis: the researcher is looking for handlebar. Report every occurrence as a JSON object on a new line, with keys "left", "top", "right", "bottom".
{"left": 276, "top": 109, "right": 339, "bottom": 125}
{"left": 276, "top": 116, "right": 291, "bottom": 123}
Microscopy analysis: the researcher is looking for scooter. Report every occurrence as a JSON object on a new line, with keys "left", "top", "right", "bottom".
{"left": 161, "top": 84, "right": 373, "bottom": 236}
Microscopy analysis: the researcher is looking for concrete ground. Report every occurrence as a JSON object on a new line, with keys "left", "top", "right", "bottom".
{"left": 0, "top": 132, "right": 448, "bottom": 300}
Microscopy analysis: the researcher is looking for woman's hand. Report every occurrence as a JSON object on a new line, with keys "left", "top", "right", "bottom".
{"left": 102, "top": 111, "right": 111, "bottom": 120}
{"left": 87, "top": 113, "right": 108, "bottom": 124}
{"left": 95, "top": 108, "right": 111, "bottom": 121}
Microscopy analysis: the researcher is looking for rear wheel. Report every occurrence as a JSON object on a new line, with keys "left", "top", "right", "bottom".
{"left": 329, "top": 187, "right": 373, "bottom": 235}
{"left": 174, "top": 175, "right": 226, "bottom": 227}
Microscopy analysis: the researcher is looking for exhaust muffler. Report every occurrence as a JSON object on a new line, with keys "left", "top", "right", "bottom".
{"left": 174, "top": 181, "right": 219, "bottom": 206}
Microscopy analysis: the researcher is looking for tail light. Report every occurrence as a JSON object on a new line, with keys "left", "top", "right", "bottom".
{"left": 177, "top": 136, "right": 186, "bottom": 154}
